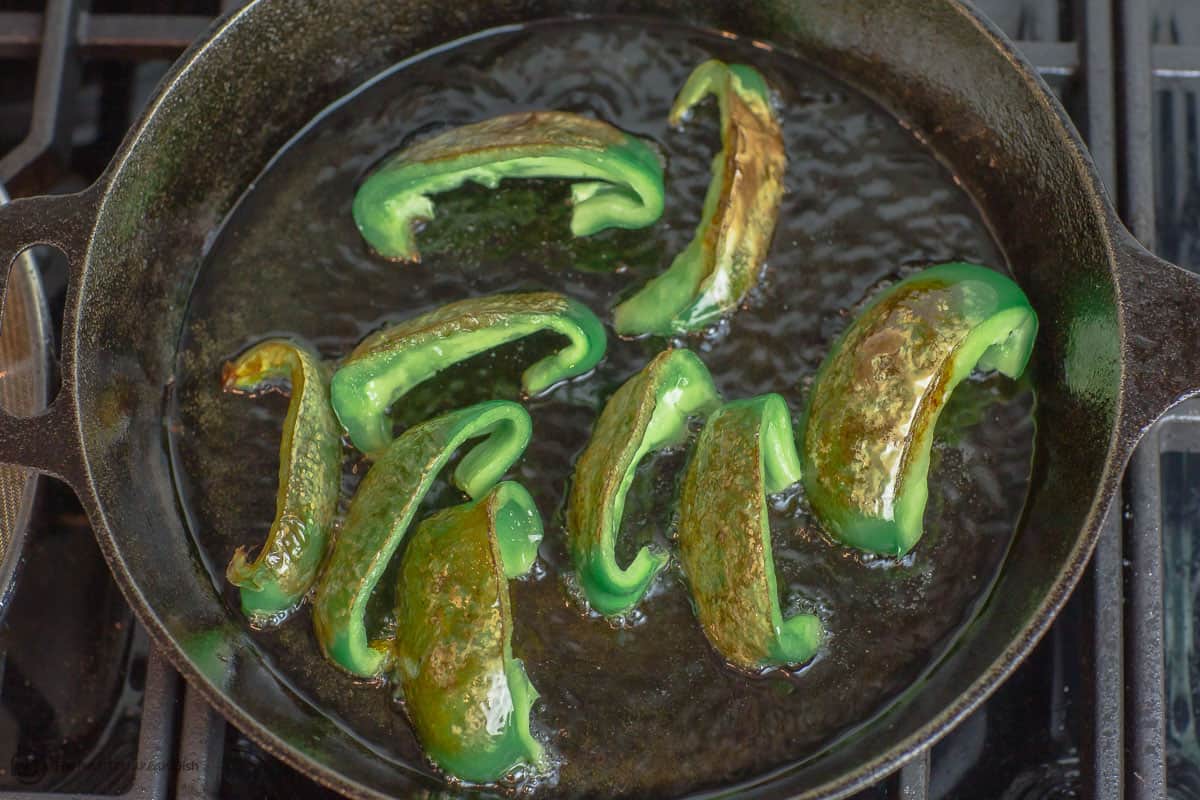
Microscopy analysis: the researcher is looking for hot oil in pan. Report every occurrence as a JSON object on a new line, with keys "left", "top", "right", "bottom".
{"left": 168, "top": 18, "right": 1034, "bottom": 798}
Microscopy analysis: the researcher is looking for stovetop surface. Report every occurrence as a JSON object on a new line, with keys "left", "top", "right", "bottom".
{"left": 0, "top": 1, "right": 1197, "bottom": 798}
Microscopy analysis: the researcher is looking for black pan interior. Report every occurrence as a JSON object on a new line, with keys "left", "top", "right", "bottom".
{"left": 69, "top": 1, "right": 1122, "bottom": 797}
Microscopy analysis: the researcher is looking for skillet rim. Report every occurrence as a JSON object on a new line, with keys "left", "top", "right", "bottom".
{"left": 72, "top": 1, "right": 1131, "bottom": 797}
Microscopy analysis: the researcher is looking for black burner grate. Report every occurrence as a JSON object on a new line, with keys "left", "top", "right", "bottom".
{"left": 0, "top": 0, "right": 1190, "bottom": 797}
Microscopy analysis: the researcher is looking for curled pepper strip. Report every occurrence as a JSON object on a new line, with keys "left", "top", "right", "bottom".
{"left": 678, "top": 394, "right": 821, "bottom": 671}
{"left": 613, "top": 60, "right": 785, "bottom": 335}
{"left": 312, "top": 400, "right": 532, "bottom": 677}
{"left": 802, "top": 262, "right": 1038, "bottom": 556}
{"left": 353, "top": 111, "right": 666, "bottom": 262}
{"left": 331, "top": 292, "right": 605, "bottom": 455}
{"left": 221, "top": 340, "right": 342, "bottom": 623}
{"left": 567, "top": 348, "right": 721, "bottom": 616}
{"left": 393, "top": 481, "right": 545, "bottom": 783}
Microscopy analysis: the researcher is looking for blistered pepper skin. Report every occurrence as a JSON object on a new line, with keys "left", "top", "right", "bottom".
{"left": 802, "top": 262, "right": 1038, "bottom": 556}
{"left": 613, "top": 60, "right": 785, "bottom": 335}
{"left": 221, "top": 340, "right": 342, "bottom": 623}
{"left": 393, "top": 481, "right": 544, "bottom": 784}
{"left": 678, "top": 394, "right": 821, "bottom": 671}
{"left": 331, "top": 292, "right": 606, "bottom": 455}
{"left": 353, "top": 111, "right": 666, "bottom": 262}
{"left": 567, "top": 349, "right": 721, "bottom": 616}
{"left": 312, "top": 400, "right": 532, "bottom": 678}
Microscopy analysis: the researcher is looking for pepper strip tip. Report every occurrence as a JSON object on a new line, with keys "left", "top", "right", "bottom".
{"left": 568, "top": 177, "right": 665, "bottom": 238}
{"left": 226, "top": 553, "right": 297, "bottom": 623}
{"left": 351, "top": 188, "right": 436, "bottom": 263}
{"left": 219, "top": 360, "right": 238, "bottom": 391}
{"left": 669, "top": 60, "right": 772, "bottom": 123}
{"left": 504, "top": 658, "right": 544, "bottom": 768}
{"left": 519, "top": 297, "right": 607, "bottom": 397}
{"left": 491, "top": 482, "right": 544, "bottom": 579}
{"left": 758, "top": 394, "right": 804, "bottom": 492}
{"left": 453, "top": 415, "right": 535, "bottom": 512}
{"left": 770, "top": 614, "right": 824, "bottom": 666}
{"left": 977, "top": 306, "right": 1038, "bottom": 377}
{"left": 580, "top": 547, "right": 671, "bottom": 618}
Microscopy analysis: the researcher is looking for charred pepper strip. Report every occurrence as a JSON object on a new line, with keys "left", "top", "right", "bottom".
{"left": 331, "top": 292, "right": 605, "bottom": 455}
{"left": 313, "top": 400, "right": 532, "bottom": 677}
{"left": 802, "top": 262, "right": 1038, "bottom": 556}
{"left": 613, "top": 60, "right": 785, "bottom": 335}
{"left": 221, "top": 339, "right": 341, "bottom": 623}
{"left": 393, "top": 481, "right": 544, "bottom": 783}
{"left": 678, "top": 394, "right": 821, "bottom": 671}
{"left": 567, "top": 349, "right": 721, "bottom": 616}
{"left": 353, "top": 111, "right": 665, "bottom": 262}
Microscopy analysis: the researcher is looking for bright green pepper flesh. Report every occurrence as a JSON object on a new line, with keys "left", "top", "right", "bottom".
{"left": 567, "top": 348, "right": 721, "bottom": 616}
{"left": 312, "top": 400, "right": 532, "bottom": 677}
{"left": 801, "top": 262, "right": 1038, "bottom": 556}
{"left": 678, "top": 394, "right": 821, "bottom": 670}
{"left": 221, "top": 339, "right": 342, "bottom": 623}
{"left": 331, "top": 292, "right": 605, "bottom": 455}
{"left": 613, "top": 60, "right": 785, "bottom": 335}
{"left": 353, "top": 111, "right": 665, "bottom": 261}
{"left": 392, "top": 481, "right": 544, "bottom": 783}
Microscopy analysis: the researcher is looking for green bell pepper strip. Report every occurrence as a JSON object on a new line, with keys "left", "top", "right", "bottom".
{"left": 678, "top": 394, "right": 821, "bottom": 670}
{"left": 312, "top": 400, "right": 532, "bottom": 678}
{"left": 613, "top": 60, "right": 785, "bottom": 335}
{"left": 353, "top": 110, "right": 666, "bottom": 262}
{"left": 331, "top": 292, "right": 605, "bottom": 455}
{"left": 801, "top": 262, "right": 1038, "bottom": 556}
{"left": 221, "top": 339, "right": 342, "bottom": 623}
{"left": 392, "top": 481, "right": 545, "bottom": 783}
{"left": 566, "top": 348, "right": 721, "bottom": 616}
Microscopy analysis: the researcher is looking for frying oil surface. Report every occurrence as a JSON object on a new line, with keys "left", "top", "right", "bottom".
{"left": 169, "top": 19, "right": 1033, "bottom": 798}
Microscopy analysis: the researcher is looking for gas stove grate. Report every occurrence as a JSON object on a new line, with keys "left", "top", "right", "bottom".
{"left": 0, "top": 0, "right": 1188, "bottom": 797}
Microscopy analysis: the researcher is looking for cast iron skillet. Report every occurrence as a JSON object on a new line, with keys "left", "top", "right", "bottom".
{"left": 1, "top": 1, "right": 1198, "bottom": 797}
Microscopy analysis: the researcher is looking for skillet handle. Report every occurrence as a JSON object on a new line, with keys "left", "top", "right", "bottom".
{"left": 1114, "top": 227, "right": 1200, "bottom": 452}
{"left": 0, "top": 187, "right": 100, "bottom": 489}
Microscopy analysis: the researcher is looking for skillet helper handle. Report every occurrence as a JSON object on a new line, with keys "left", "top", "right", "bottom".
{"left": 1114, "top": 228, "right": 1200, "bottom": 451}
{"left": 0, "top": 188, "right": 98, "bottom": 488}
